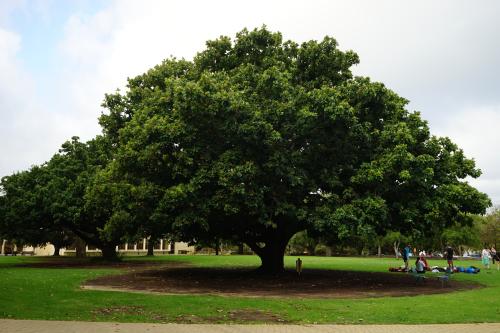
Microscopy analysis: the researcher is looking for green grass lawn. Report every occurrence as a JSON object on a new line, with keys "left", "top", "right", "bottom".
{"left": 0, "top": 255, "right": 499, "bottom": 324}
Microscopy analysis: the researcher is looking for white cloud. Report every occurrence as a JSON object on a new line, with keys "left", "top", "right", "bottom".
{"left": 2, "top": 0, "right": 500, "bottom": 205}
{"left": 0, "top": 0, "right": 25, "bottom": 25}
{"left": 0, "top": 27, "right": 78, "bottom": 176}
{"left": 433, "top": 105, "right": 500, "bottom": 203}
{"left": 0, "top": 27, "right": 42, "bottom": 174}
{"left": 0, "top": 28, "right": 23, "bottom": 91}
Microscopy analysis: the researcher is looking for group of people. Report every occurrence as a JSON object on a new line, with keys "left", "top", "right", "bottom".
{"left": 401, "top": 244, "right": 500, "bottom": 272}
{"left": 401, "top": 244, "right": 430, "bottom": 273}
{"left": 481, "top": 246, "right": 500, "bottom": 270}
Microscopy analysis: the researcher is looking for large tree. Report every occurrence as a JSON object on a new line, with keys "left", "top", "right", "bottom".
{"left": 100, "top": 27, "right": 490, "bottom": 272}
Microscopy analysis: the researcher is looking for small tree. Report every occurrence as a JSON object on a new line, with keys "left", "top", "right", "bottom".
{"left": 442, "top": 223, "right": 480, "bottom": 256}
{"left": 288, "top": 231, "right": 318, "bottom": 255}
{"left": 382, "top": 231, "right": 410, "bottom": 258}
{"left": 476, "top": 208, "right": 500, "bottom": 248}
{"left": 45, "top": 136, "right": 118, "bottom": 259}
{"left": 0, "top": 166, "right": 74, "bottom": 254}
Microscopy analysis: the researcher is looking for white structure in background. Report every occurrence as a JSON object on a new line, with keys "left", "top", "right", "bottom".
{"left": 1, "top": 239, "right": 194, "bottom": 256}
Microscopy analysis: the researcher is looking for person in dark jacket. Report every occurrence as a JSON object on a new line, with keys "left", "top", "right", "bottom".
{"left": 445, "top": 245, "right": 454, "bottom": 270}
{"left": 491, "top": 246, "right": 499, "bottom": 270}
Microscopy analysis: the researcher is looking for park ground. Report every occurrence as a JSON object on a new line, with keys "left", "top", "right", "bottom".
{"left": 0, "top": 255, "right": 499, "bottom": 325}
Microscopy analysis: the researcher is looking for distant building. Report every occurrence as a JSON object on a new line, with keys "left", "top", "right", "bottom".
{"left": 1, "top": 239, "right": 194, "bottom": 256}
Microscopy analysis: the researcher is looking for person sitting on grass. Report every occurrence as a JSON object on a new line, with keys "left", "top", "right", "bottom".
{"left": 415, "top": 257, "right": 426, "bottom": 274}
{"left": 419, "top": 250, "right": 429, "bottom": 270}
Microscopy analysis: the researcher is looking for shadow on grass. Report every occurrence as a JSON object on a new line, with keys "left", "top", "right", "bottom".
{"left": 83, "top": 266, "right": 484, "bottom": 299}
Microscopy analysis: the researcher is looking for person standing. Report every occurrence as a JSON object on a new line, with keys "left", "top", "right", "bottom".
{"left": 490, "top": 246, "right": 499, "bottom": 271}
{"left": 402, "top": 244, "right": 411, "bottom": 271}
{"left": 445, "top": 245, "right": 454, "bottom": 271}
{"left": 482, "top": 247, "right": 491, "bottom": 269}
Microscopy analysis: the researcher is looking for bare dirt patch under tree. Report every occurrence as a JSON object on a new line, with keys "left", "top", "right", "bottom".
{"left": 83, "top": 266, "right": 481, "bottom": 298}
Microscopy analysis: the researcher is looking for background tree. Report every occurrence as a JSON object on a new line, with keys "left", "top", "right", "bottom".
{"left": 381, "top": 231, "right": 410, "bottom": 258}
{"left": 85, "top": 167, "right": 167, "bottom": 257}
{"left": 441, "top": 223, "right": 480, "bottom": 256}
{"left": 476, "top": 208, "right": 500, "bottom": 248}
{"left": 288, "top": 231, "right": 318, "bottom": 255}
{"left": 45, "top": 136, "right": 118, "bottom": 259}
{"left": 0, "top": 166, "right": 74, "bottom": 255}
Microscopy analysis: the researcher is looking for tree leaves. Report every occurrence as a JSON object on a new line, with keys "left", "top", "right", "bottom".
{"left": 0, "top": 27, "right": 491, "bottom": 271}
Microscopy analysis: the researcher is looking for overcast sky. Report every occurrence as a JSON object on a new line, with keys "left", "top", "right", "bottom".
{"left": 1, "top": 0, "right": 499, "bottom": 205}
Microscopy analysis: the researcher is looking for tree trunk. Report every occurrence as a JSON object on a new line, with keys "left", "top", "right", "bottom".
{"left": 101, "top": 244, "right": 118, "bottom": 261}
{"left": 378, "top": 244, "right": 382, "bottom": 258}
{"left": 215, "top": 239, "right": 220, "bottom": 256}
{"left": 75, "top": 237, "right": 86, "bottom": 258}
{"left": 248, "top": 236, "right": 291, "bottom": 274}
{"left": 393, "top": 240, "right": 400, "bottom": 259}
{"left": 147, "top": 238, "right": 155, "bottom": 256}
{"left": 53, "top": 245, "right": 61, "bottom": 256}
{"left": 1, "top": 239, "right": 5, "bottom": 255}
{"left": 258, "top": 246, "right": 286, "bottom": 273}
